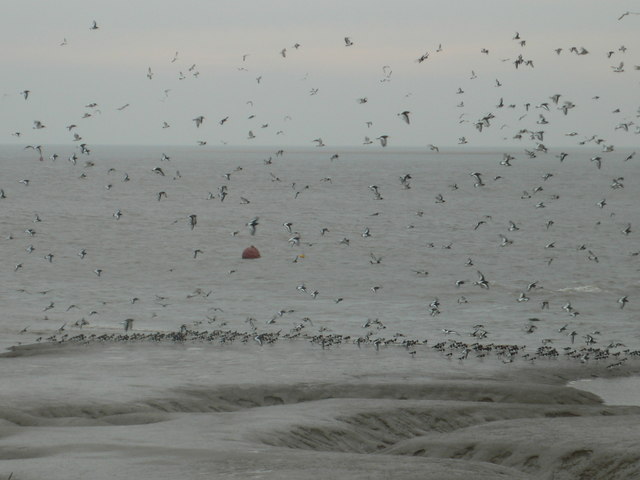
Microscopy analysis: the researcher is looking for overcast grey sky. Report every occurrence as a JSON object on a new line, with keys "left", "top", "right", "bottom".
{"left": 1, "top": 0, "right": 639, "bottom": 148}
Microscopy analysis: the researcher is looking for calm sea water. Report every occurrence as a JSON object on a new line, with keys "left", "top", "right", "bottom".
{"left": 1, "top": 144, "right": 638, "bottom": 353}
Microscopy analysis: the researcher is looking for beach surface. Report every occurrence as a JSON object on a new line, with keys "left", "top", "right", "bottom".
{"left": 2, "top": 337, "right": 640, "bottom": 480}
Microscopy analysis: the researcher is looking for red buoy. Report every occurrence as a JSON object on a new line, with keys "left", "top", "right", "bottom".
{"left": 242, "top": 245, "right": 261, "bottom": 259}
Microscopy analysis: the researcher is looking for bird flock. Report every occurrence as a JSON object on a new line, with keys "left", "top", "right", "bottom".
{"left": 2, "top": 13, "right": 640, "bottom": 367}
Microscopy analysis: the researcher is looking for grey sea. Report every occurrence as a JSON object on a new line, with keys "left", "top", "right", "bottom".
{"left": 1, "top": 145, "right": 640, "bottom": 479}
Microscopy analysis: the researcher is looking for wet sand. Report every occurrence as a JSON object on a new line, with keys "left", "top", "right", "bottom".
{"left": 1, "top": 336, "right": 640, "bottom": 479}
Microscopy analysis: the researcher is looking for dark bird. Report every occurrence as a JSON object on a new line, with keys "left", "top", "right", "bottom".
{"left": 398, "top": 111, "right": 411, "bottom": 124}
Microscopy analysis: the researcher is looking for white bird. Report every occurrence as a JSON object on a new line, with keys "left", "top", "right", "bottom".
{"left": 247, "top": 217, "right": 259, "bottom": 235}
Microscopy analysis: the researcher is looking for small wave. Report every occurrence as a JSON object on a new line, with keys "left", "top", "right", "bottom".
{"left": 557, "top": 285, "right": 603, "bottom": 293}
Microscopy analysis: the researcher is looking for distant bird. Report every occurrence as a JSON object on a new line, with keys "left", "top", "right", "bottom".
{"left": 618, "top": 11, "right": 640, "bottom": 20}
{"left": 470, "top": 172, "right": 484, "bottom": 187}
{"left": 618, "top": 296, "right": 629, "bottom": 309}
{"left": 189, "top": 214, "right": 197, "bottom": 230}
{"left": 193, "top": 116, "right": 205, "bottom": 128}
{"left": 121, "top": 318, "right": 134, "bottom": 332}
{"left": 474, "top": 271, "right": 489, "bottom": 289}
{"left": 416, "top": 51, "right": 430, "bottom": 63}
{"left": 499, "top": 234, "right": 513, "bottom": 247}
{"left": 344, "top": 37, "right": 354, "bottom": 46}
{"left": 90, "top": 20, "right": 99, "bottom": 30}
{"left": 247, "top": 217, "right": 259, "bottom": 235}
{"left": 398, "top": 111, "right": 411, "bottom": 124}
{"left": 377, "top": 135, "right": 389, "bottom": 147}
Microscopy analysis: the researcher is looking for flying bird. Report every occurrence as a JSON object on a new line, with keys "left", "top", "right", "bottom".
{"left": 618, "top": 11, "right": 640, "bottom": 20}
{"left": 398, "top": 111, "right": 411, "bottom": 124}
{"left": 377, "top": 135, "right": 389, "bottom": 147}
{"left": 247, "top": 217, "right": 259, "bottom": 235}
